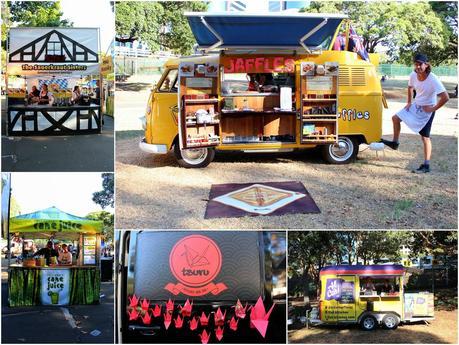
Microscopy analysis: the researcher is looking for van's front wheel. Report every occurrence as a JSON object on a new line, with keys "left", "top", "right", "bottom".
{"left": 174, "top": 145, "right": 215, "bottom": 168}
{"left": 321, "top": 136, "right": 358, "bottom": 164}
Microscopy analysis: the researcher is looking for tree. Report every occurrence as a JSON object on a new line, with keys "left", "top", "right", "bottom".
{"left": 9, "top": 1, "right": 72, "bottom": 27}
{"left": 115, "top": 1, "right": 208, "bottom": 55}
{"left": 407, "top": 231, "right": 458, "bottom": 258}
{"left": 86, "top": 211, "right": 114, "bottom": 243}
{"left": 92, "top": 173, "right": 114, "bottom": 209}
{"left": 302, "top": 1, "right": 455, "bottom": 65}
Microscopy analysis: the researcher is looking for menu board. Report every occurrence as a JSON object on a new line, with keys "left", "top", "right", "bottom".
{"left": 83, "top": 236, "right": 97, "bottom": 265}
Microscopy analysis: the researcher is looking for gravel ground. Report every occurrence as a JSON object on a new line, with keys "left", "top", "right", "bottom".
{"left": 288, "top": 309, "right": 458, "bottom": 344}
{"left": 115, "top": 79, "right": 458, "bottom": 230}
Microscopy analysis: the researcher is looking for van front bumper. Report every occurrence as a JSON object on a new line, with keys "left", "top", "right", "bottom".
{"left": 139, "top": 138, "right": 168, "bottom": 154}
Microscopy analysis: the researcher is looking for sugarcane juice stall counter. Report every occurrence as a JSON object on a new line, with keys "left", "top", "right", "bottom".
{"left": 8, "top": 264, "right": 100, "bottom": 306}
{"left": 7, "top": 206, "right": 103, "bottom": 307}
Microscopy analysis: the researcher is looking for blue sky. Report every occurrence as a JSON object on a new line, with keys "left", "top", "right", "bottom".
{"left": 10, "top": 173, "right": 113, "bottom": 217}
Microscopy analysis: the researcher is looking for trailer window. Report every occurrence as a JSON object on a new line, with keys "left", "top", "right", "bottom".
{"left": 359, "top": 277, "right": 400, "bottom": 296}
{"left": 158, "top": 69, "right": 178, "bottom": 93}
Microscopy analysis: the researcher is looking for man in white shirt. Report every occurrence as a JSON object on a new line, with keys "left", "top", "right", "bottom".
{"left": 381, "top": 54, "right": 449, "bottom": 173}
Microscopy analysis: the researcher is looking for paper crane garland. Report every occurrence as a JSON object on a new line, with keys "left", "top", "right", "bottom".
{"left": 126, "top": 295, "right": 275, "bottom": 343}
{"left": 249, "top": 297, "right": 275, "bottom": 338}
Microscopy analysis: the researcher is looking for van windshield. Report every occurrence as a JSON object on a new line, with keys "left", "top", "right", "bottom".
{"left": 222, "top": 72, "right": 295, "bottom": 95}
{"left": 158, "top": 69, "right": 178, "bottom": 92}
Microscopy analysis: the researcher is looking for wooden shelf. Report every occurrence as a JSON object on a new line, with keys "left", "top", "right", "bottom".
{"left": 186, "top": 121, "right": 220, "bottom": 127}
{"left": 184, "top": 98, "right": 219, "bottom": 104}
{"left": 303, "top": 114, "right": 338, "bottom": 118}
{"left": 222, "top": 110, "right": 296, "bottom": 115}
{"left": 303, "top": 98, "right": 337, "bottom": 102}
{"left": 302, "top": 118, "right": 337, "bottom": 122}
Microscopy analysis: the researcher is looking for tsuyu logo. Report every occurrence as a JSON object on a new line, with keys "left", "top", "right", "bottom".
{"left": 165, "top": 235, "right": 228, "bottom": 297}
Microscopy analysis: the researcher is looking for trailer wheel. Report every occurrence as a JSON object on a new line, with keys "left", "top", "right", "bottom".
{"left": 174, "top": 144, "right": 215, "bottom": 168}
{"left": 360, "top": 315, "right": 377, "bottom": 331}
{"left": 321, "top": 136, "right": 358, "bottom": 164}
{"left": 382, "top": 313, "right": 399, "bottom": 330}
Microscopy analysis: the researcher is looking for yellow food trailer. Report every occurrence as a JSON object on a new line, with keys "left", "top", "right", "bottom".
{"left": 310, "top": 265, "right": 434, "bottom": 330}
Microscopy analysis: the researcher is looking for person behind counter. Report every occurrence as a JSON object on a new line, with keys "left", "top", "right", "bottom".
{"left": 33, "top": 241, "right": 58, "bottom": 265}
{"left": 71, "top": 85, "right": 81, "bottom": 104}
{"left": 28, "top": 86, "right": 40, "bottom": 104}
{"left": 58, "top": 244, "right": 73, "bottom": 265}
{"left": 38, "top": 84, "right": 55, "bottom": 105}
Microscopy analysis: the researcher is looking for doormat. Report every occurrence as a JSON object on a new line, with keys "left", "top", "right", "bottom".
{"left": 204, "top": 181, "right": 320, "bottom": 219}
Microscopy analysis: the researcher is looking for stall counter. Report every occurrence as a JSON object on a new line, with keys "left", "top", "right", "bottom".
{"left": 8, "top": 264, "right": 100, "bottom": 307}
{"left": 7, "top": 104, "right": 102, "bottom": 135}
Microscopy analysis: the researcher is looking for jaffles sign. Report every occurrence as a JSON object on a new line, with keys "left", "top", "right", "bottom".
{"left": 164, "top": 235, "right": 228, "bottom": 296}
{"left": 222, "top": 56, "right": 296, "bottom": 74}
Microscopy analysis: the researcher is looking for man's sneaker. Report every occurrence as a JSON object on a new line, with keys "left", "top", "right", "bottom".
{"left": 412, "top": 164, "right": 430, "bottom": 173}
{"left": 380, "top": 139, "right": 399, "bottom": 150}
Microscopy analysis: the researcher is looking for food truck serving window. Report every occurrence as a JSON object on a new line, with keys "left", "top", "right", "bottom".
{"left": 359, "top": 276, "right": 400, "bottom": 296}
{"left": 132, "top": 231, "right": 263, "bottom": 301}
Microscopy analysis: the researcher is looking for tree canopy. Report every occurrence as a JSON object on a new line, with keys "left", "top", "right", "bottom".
{"left": 85, "top": 211, "right": 114, "bottom": 243}
{"left": 92, "top": 173, "right": 114, "bottom": 210}
{"left": 8, "top": 1, "right": 72, "bottom": 27}
{"left": 115, "top": 1, "right": 208, "bottom": 55}
{"left": 302, "top": 1, "right": 457, "bottom": 65}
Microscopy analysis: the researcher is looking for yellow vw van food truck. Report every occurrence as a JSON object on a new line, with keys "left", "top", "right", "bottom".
{"left": 310, "top": 265, "right": 434, "bottom": 331}
{"left": 140, "top": 13, "right": 383, "bottom": 168}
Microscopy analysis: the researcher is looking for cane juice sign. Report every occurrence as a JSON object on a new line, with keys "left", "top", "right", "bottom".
{"left": 164, "top": 235, "right": 228, "bottom": 297}
{"left": 41, "top": 269, "right": 70, "bottom": 305}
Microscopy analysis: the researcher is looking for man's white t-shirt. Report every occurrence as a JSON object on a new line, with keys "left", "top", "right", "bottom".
{"left": 408, "top": 71, "right": 446, "bottom": 106}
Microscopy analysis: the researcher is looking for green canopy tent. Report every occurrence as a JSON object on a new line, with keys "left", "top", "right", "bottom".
{"left": 10, "top": 206, "right": 102, "bottom": 240}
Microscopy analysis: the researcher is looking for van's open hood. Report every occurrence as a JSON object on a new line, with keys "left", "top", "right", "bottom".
{"left": 185, "top": 12, "right": 347, "bottom": 53}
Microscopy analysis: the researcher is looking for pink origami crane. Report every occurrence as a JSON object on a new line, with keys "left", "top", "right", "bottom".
{"left": 128, "top": 308, "right": 139, "bottom": 321}
{"left": 141, "top": 298, "right": 150, "bottom": 311}
{"left": 215, "top": 326, "right": 224, "bottom": 341}
{"left": 179, "top": 299, "right": 193, "bottom": 317}
{"left": 249, "top": 297, "right": 275, "bottom": 338}
{"left": 128, "top": 294, "right": 139, "bottom": 308}
{"left": 233, "top": 299, "right": 248, "bottom": 319}
{"left": 199, "top": 329, "right": 210, "bottom": 344}
{"left": 164, "top": 312, "right": 172, "bottom": 330}
{"left": 189, "top": 317, "right": 199, "bottom": 331}
{"left": 229, "top": 316, "right": 239, "bottom": 331}
{"left": 151, "top": 304, "right": 161, "bottom": 318}
{"left": 200, "top": 312, "right": 209, "bottom": 326}
{"left": 214, "top": 307, "right": 226, "bottom": 327}
{"left": 141, "top": 311, "right": 152, "bottom": 325}
{"left": 166, "top": 299, "right": 175, "bottom": 313}
{"left": 174, "top": 315, "right": 184, "bottom": 329}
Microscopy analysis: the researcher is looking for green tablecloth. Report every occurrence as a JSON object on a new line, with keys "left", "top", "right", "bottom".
{"left": 8, "top": 266, "right": 100, "bottom": 307}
